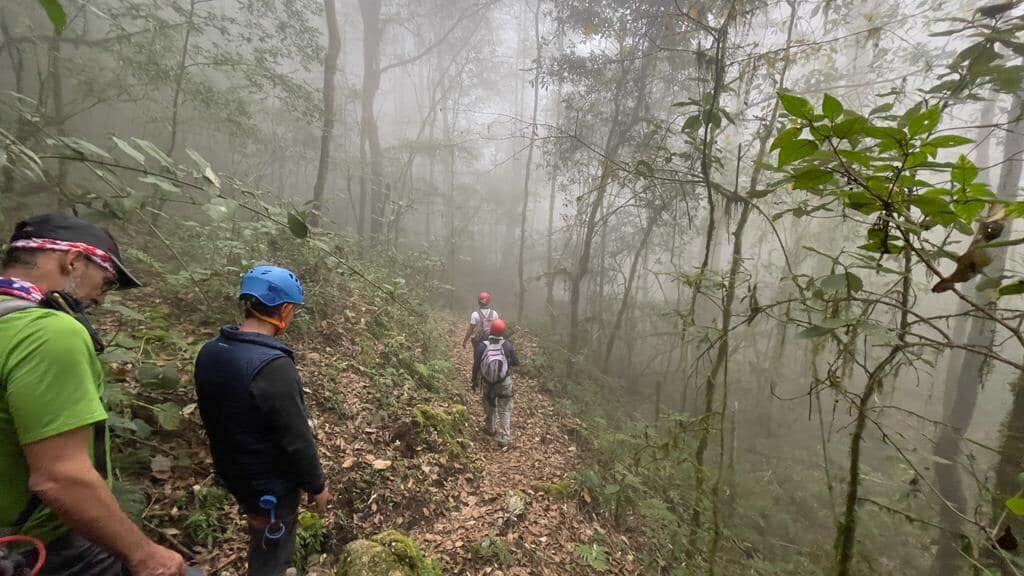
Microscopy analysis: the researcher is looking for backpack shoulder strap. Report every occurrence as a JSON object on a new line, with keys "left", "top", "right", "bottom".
{"left": 0, "top": 298, "right": 37, "bottom": 318}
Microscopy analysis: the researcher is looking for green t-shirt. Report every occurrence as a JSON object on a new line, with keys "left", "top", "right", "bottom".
{"left": 0, "top": 298, "right": 109, "bottom": 542}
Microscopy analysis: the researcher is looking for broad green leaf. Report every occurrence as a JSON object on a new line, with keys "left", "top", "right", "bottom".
{"left": 777, "top": 139, "right": 818, "bottom": 167}
{"left": 911, "top": 194, "right": 959, "bottom": 226}
{"left": 770, "top": 127, "right": 802, "bottom": 152}
{"left": 682, "top": 114, "right": 701, "bottom": 132}
{"left": 112, "top": 136, "right": 146, "bottom": 165}
{"left": 833, "top": 116, "right": 867, "bottom": 140}
{"left": 822, "top": 93, "right": 843, "bottom": 121}
{"left": 836, "top": 149, "right": 873, "bottom": 167}
{"left": 908, "top": 106, "right": 942, "bottom": 137}
{"left": 37, "top": 0, "right": 66, "bottom": 32}
{"left": 779, "top": 92, "right": 814, "bottom": 120}
{"left": 1006, "top": 496, "right": 1024, "bottom": 516}
{"left": 869, "top": 102, "right": 895, "bottom": 116}
{"left": 840, "top": 191, "right": 882, "bottom": 215}
{"left": 792, "top": 167, "right": 832, "bottom": 190}
{"left": 951, "top": 155, "right": 978, "bottom": 186}
{"left": 153, "top": 402, "right": 182, "bottom": 431}
{"left": 287, "top": 212, "right": 309, "bottom": 239}
{"left": 138, "top": 363, "right": 179, "bottom": 390}
{"left": 926, "top": 135, "right": 972, "bottom": 148}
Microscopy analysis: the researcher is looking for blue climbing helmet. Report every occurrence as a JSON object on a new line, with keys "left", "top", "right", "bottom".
{"left": 239, "top": 265, "right": 305, "bottom": 307}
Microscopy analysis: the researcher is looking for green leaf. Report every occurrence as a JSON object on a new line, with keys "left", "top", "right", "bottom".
{"left": 37, "top": 0, "right": 66, "bottom": 32}
{"left": 682, "top": 114, "right": 702, "bottom": 132}
{"left": 287, "top": 212, "right": 309, "bottom": 239}
{"left": 62, "top": 137, "right": 111, "bottom": 159}
{"left": 770, "top": 127, "right": 802, "bottom": 152}
{"left": 869, "top": 102, "right": 895, "bottom": 116}
{"left": 908, "top": 106, "right": 942, "bottom": 137}
{"left": 998, "top": 281, "right": 1024, "bottom": 297}
{"left": 951, "top": 155, "right": 978, "bottom": 186}
{"left": 1006, "top": 496, "right": 1024, "bottom": 516}
{"left": 779, "top": 92, "right": 814, "bottom": 120}
{"left": 153, "top": 402, "right": 182, "bottom": 431}
{"left": 799, "top": 325, "right": 834, "bottom": 339}
{"left": 138, "top": 175, "right": 179, "bottom": 194}
{"left": 574, "top": 543, "right": 609, "bottom": 571}
{"left": 131, "top": 138, "right": 174, "bottom": 170}
{"left": 778, "top": 139, "right": 819, "bottom": 167}
{"left": 822, "top": 93, "right": 843, "bottom": 121}
{"left": 836, "top": 149, "right": 873, "bottom": 167}
{"left": 911, "top": 193, "right": 959, "bottom": 226}
{"left": 112, "top": 136, "right": 146, "bottom": 165}
{"left": 820, "top": 272, "right": 864, "bottom": 293}
{"left": 926, "top": 135, "right": 973, "bottom": 148}
{"left": 833, "top": 116, "right": 867, "bottom": 140}
{"left": 138, "top": 363, "right": 179, "bottom": 390}
{"left": 792, "top": 167, "right": 832, "bottom": 190}
{"left": 841, "top": 191, "right": 882, "bottom": 215}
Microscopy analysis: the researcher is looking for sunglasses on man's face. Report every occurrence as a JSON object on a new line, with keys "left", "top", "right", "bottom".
{"left": 101, "top": 275, "right": 120, "bottom": 293}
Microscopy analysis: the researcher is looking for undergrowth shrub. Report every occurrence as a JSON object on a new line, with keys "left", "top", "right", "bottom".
{"left": 184, "top": 486, "right": 232, "bottom": 548}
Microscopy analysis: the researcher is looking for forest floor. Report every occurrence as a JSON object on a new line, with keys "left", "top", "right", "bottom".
{"left": 175, "top": 320, "right": 638, "bottom": 575}
{"left": 407, "top": 326, "right": 639, "bottom": 575}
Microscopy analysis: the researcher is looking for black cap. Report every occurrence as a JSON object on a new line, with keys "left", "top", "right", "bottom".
{"left": 9, "top": 213, "right": 142, "bottom": 290}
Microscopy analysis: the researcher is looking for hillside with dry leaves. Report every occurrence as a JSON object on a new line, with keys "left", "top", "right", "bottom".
{"left": 100, "top": 277, "right": 637, "bottom": 575}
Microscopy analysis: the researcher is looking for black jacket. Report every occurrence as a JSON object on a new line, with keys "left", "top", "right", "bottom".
{"left": 194, "top": 326, "right": 325, "bottom": 510}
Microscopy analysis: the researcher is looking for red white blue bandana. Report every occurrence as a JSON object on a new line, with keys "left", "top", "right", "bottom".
{"left": 10, "top": 238, "right": 116, "bottom": 276}
{"left": 0, "top": 276, "right": 45, "bottom": 302}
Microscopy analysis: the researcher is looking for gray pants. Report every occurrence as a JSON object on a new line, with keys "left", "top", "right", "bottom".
{"left": 483, "top": 379, "right": 514, "bottom": 446}
{"left": 245, "top": 492, "right": 300, "bottom": 576}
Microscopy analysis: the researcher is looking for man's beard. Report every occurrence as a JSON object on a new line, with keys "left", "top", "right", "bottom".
{"left": 63, "top": 275, "right": 98, "bottom": 310}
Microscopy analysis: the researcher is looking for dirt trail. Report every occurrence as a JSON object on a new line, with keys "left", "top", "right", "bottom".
{"left": 409, "top": 326, "right": 637, "bottom": 575}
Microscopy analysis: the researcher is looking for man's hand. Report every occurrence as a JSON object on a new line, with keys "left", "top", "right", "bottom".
{"left": 309, "top": 487, "right": 331, "bottom": 512}
{"left": 128, "top": 543, "right": 186, "bottom": 576}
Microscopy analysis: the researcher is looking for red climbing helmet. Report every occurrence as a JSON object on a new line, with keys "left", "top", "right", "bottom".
{"left": 489, "top": 318, "right": 507, "bottom": 337}
{"left": 478, "top": 292, "right": 491, "bottom": 306}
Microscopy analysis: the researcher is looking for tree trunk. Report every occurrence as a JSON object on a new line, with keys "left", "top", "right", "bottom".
{"left": 933, "top": 90, "right": 1024, "bottom": 575}
{"left": 310, "top": 0, "right": 341, "bottom": 227}
{"left": 568, "top": 36, "right": 651, "bottom": 353}
{"left": 48, "top": 30, "right": 68, "bottom": 191}
{"left": 168, "top": 0, "right": 198, "bottom": 157}
{"left": 358, "top": 0, "right": 385, "bottom": 241}
{"left": 603, "top": 204, "right": 663, "bottom": 370}
{"left": 516, "top": 0, "right": 542, "bottom": 321}
{"left": 691, "top": 1, "right": 789, "bottom": 555}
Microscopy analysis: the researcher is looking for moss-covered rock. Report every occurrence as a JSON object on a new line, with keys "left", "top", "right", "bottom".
{"left": 336, "top": 530, "right": 442, "bottom": 576}
{"left": 393, "top": 404, "right": 469, "bottom": 458}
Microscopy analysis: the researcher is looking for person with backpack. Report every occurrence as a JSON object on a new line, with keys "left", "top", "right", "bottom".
{"left": 471, "top": 319, "right": 520, "bottom": 450}
{"left": 0, "top": 214, "right": 191, "bottom": 576}
{"left": 461, "top": 292, "right": 500, "bottom": 349}
{"left": 193, "top": 266, "right": 329, "bottom": 576}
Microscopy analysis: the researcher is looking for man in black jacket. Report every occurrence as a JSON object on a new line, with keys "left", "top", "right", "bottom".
{"left": 194, "top": 266, "right": 328, "bottom": 576}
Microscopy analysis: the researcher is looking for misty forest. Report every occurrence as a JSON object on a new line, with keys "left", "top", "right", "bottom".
{"left": 5, "top": 0, "right": 1024, "bottom": 574}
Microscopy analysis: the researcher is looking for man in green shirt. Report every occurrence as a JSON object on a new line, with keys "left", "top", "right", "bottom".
{"left": 0, "top": 214, "right": 186, "bottom": 576}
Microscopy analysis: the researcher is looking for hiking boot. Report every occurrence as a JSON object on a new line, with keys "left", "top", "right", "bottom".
{"left": 481, "top": 426, "right": 496, "bottom": 436}
{"left": 499, "top": 443, "right": 512, "bottom": 453}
